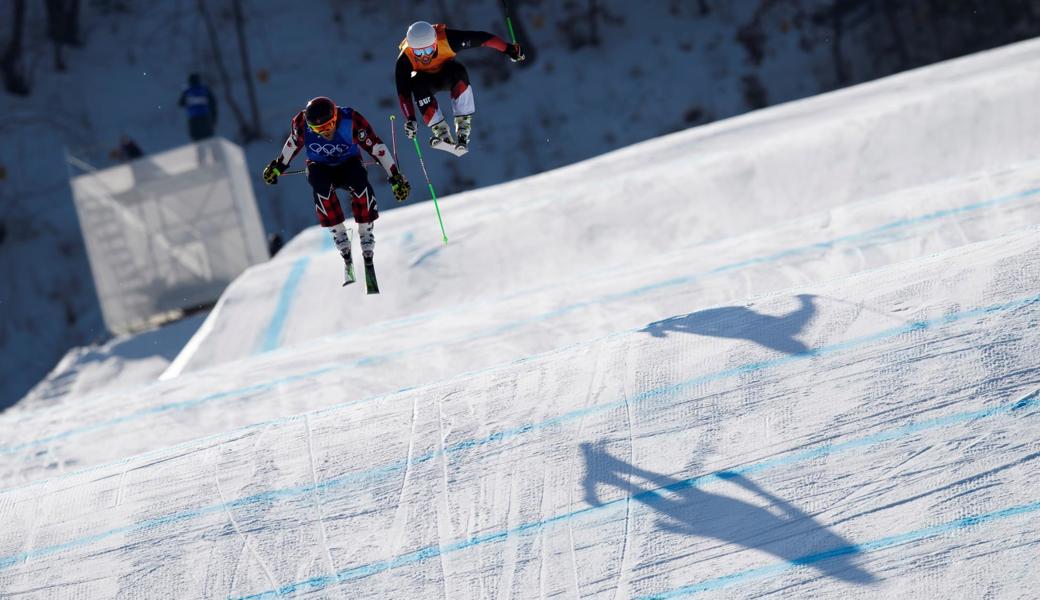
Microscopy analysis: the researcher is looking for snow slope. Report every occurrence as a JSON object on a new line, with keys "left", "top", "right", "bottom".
{"left": 2, "top": 39, "right": 1040, "bottom": 599}
{"left": 1, "top": 0, "right": 834, "bottom": 409}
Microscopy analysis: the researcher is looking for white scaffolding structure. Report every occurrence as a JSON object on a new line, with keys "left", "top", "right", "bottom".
{"left": 70, "top": 138, "right": 268, "bottom": 335}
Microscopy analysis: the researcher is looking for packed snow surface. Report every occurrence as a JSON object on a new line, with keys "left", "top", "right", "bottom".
{"left": 2, "top": 39, "right": 1040, "bottom": 599}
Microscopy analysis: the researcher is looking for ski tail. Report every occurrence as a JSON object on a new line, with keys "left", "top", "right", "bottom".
{"left": 364, "top": 257, "right": 380, "bottom": 294}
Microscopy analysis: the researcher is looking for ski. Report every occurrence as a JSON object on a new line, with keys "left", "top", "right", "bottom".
{"left": 430, "top": 137, "right": 468, "bottom": 157}
{"left": 342, "top": 258, "right": 356, "bottom": 286}
{"left": 364, "top": 256, "right": 380, "bottom": 294}
{"left": 341, "top": 228, "right": 357, "bottom": 286}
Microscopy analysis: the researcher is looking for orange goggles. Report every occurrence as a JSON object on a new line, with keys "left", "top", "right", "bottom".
{"left": 308, "top": 115, "right": 337, "bottom": 136}
{"left": 412, "top": 44, "right": 436, "bottom": 57}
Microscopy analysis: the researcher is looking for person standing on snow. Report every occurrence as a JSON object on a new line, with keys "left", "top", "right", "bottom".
{"left": 178, "top": 73, "right": 218, "bottom": 141}
{"left": 396, "top": 21, "right": 525, "bottom": 156}
{"left": 262, "top": 97, "right": 410, "bottom": 291}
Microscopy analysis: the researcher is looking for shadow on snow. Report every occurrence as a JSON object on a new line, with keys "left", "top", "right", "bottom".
{"left": 580, "top": 442, "right": 877, "bottom": 587}
{"left": 640, "top": 294, "right": 816, "bottom": 355}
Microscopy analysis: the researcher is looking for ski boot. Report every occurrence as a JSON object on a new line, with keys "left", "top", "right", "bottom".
{"left": 429, "top": 120, "right": 458, "bottom": 155}
{"left": 453, "top": 114, "right": 472, "bottom": 156}
{"left": 341, "top": 249, "right": 356, "bottom": 286}
{"left": 329, "top": 223, "right": 356, "bottom": 286}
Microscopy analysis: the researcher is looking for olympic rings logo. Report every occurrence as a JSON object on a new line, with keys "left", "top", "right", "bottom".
{"left": 308, "top": 143, "right": 352, "bottom": 156}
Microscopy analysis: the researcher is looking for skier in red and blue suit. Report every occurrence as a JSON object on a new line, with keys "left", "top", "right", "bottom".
{"left": 263, "top": 97, "right": 410, "bottom": 285}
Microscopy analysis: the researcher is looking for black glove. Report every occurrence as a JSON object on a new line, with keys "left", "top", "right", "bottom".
{"left": 505, "top": 43, "right": 525, "bottom": 63}
{"left": 389, "top": 170, "right": 410, "bottom": 202}
{"left": 263, "top": 159, "right": 286, "bottom": 185}
{"left": 404, "top": 118, "right": 418, "bottom": 140}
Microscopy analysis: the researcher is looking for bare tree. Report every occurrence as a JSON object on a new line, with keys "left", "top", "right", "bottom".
{"left": 811, "top": 0, "right": 868, "bottom": 85}
{"left": 879, "top": 0, "right": 909, "bottom": 70}
{"left": 556, "top": 0, "right": 621, "bottom": 50}
{"left": 588, "top": 0, "right": 599, "bottom": 46}
{"left": 231, "top": 0, "right": 264, "bottom": 140}
{"left": 196, "top": 0, "right": 257, "bottom": 142}
{"left": 2, "top": 0, "right": 30, "bottom": 95}
{"left": 45, "top": 0, "right": 82, "bottom": 72}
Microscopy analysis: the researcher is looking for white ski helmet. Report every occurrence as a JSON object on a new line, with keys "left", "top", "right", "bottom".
{"left": 406, "top": 21, "right": 437, "bottom": 49}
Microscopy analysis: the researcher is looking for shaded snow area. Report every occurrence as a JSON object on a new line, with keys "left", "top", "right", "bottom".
{"left": 3, "top": 39, "right": 1040, "bottom": 599}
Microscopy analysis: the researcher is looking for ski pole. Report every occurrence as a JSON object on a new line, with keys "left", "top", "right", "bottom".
{"left": 389, "top": 115, "right": 399, "bottom": 165}
{"left": 406, "top": 121, "right": 449, "bottom": 244}
{"left": 500, "top": 0, "right": 518, "bottom": 43}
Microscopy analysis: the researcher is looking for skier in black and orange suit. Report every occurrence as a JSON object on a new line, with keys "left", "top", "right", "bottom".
{"left": 396, "top": 21, "right": 525, "bottom": 156}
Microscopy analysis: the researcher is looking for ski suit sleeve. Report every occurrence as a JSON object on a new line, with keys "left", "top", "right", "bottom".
{"left": 275, "top": 112, "right": 306, "bottom": 167}
{"left": 395, "top": 54, "right": 417, "bottom": 122}
{"left": 445, "top": 29, "right": 510, "bottom": 53}
{"left": 352, "top": 109, "right": 400, "bottom": 178}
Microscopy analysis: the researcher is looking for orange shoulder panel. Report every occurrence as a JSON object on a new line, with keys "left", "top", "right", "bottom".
{"left": 400, "top": 23, "right": 458, "bottom": 73}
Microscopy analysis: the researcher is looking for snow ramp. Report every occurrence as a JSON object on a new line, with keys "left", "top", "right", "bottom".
{"left": 2, "top": 40, "right": 1040, "bottom": 599}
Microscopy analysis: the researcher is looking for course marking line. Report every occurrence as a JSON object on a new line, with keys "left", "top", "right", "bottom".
{"left": 1, "top": 298, "right": 1034, "bottom": 577}
{"left": 229, "top": 390, "right": 1040, "bottom": 599}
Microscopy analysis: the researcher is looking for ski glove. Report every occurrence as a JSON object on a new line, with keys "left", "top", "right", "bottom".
{"left": 505, "top": 43, "right": 525, "bottom": 63}
{"left": 389, "top": 171, "right": 411, "bottom": 202}
{"left": 403, "top": 119, "right": 418, "bottom": 140}
{"left": 263, "top": 159, "right": 286, "bottom": 185}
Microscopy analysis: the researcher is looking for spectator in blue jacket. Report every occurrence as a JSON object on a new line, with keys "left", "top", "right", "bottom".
{"left": 178, "top": 73, "right": 218, "bottom": 141}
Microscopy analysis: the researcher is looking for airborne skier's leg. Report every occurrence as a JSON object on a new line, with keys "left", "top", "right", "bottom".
{"left": 453, "top": 114, "right": 472, "bottom": 154}
{"left": 358, "top": 222, "right": 375, "bottom": 260}
{"left": 328, "top": 223, "right": 355, "bottom": 285}
{"left": 445, "top": 62, "right": 475, "bottom": 154}
{"left": 429, "top": 120, "right": 454, "bottom": 149}
{"left": 308, "top": 163, "right": 357, "bottom": 285}
{"left": 358, "top": 221, "right": 379, "bottom": 294}
{"left": 343, "top": 158, "right": 381, "bottom": 294}
{"left": 411, "top": 71, "right": 458, "bottom": 152}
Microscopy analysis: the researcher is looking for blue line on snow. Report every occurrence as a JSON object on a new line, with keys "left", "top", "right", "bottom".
{"left": 267, "top": 185, "right": 1040, "bottom": 359}
{"left": 638, "top": 498, "right": 1040, "bottom": 599}
{"left": 257, "top": 257, "right": 310, "bottom": 353}
{"left": 0, "top": 368, "right": 339, "bottom": 457}
{"left": 5, "top": 185, "right": 1038, "bottom": 453}
{"left": 1, "top": 298, "right": 1036, "bottom": 577}
{"left": 230, "top": 390, "right": 1040, "bottom": 600}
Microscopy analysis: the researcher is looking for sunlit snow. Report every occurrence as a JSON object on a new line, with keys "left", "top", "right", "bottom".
{"left": 2, "top": 38, "right": 1040, "bottom": 599}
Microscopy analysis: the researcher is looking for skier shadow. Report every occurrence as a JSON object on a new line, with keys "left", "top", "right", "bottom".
{"left": 640, "top": 294, "right": 816, "bottom": 355}
{"left": 581, "top": 442, "right": 877, "bottom": 585}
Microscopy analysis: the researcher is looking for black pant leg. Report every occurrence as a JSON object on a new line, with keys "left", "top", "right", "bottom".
{"left": 307, "top": 162, "right": 347, "bottom": 227}
{"left": 340, "top": 157, "right": 379, "bottom": 224}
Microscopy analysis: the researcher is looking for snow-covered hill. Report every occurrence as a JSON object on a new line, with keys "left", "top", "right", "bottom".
{"left": 1, "top": 37, "right": 1039, "bottom": 598}
{"left": 7, "top": 0, "right": 805, "bottom": 408}
{"left": 14, "top": 0, "right": 1030, "bottom": 410}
